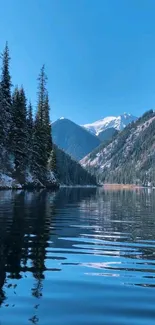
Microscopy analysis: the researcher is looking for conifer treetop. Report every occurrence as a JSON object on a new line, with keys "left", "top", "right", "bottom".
{"left": 1, "top": 42, "right": 12, "bottom": 104}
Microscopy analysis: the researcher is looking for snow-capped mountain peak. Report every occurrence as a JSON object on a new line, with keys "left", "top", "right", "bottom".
{"left": 82, "top": 113, "right": 137, "bottom": 136}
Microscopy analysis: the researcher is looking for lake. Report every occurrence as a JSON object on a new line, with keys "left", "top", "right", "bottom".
{"left": 0, "top": 187, "right": 155, "bottom": 325}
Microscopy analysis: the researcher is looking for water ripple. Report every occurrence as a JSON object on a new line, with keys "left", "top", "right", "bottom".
{"left": 0, "top": 188, "right": 155, "bottom": 325}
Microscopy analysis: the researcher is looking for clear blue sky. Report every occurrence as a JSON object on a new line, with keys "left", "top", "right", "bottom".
{"left": 1, "top": 0, "right": 155, "bottom": 124}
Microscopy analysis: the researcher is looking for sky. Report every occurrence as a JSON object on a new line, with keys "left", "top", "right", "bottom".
{"left": 0, "top": 0, "right": 155, "bottom": 124}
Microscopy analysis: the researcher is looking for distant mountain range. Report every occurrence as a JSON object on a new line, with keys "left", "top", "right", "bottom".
{"left": 52, "top": 114, "right": 137, "bottom": 161}
{"left": 52, "top": 118, "right": 101, "bottom": 161}
{"left": 82, "top": 113, "right": 137, "bottom": 135}
{"left": 81, "top": 110, "right": 155, "bottom": 186}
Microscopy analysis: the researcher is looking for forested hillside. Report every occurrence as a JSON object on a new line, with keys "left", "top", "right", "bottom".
{"left": 81, "top": 110, "right": 155, "bottom": 186}
{"left": 52, "top": 145, "right": 97, "bottom": 185}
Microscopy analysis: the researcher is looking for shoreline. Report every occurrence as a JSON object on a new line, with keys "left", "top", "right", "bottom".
{"left": 103, "top": 183, "right": 155, "bottom": 190}
{"left": 0, "top": 184, "right": 97, "bottom": 190}
{"left": 0, "top": 183, "right": 60, "bottom": 191}
{"left": 0, "top": 183, "right": 154, "bottom": 191}
{"left": 60, "top": 185, "right": 97, "bottom": 188}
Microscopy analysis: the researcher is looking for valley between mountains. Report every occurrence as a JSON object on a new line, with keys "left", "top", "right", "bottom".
{"left": 0, "top": 43, "right": 154, "bottom": 189}
{"left": 53, "top": 111, "right": 155, "bottom": 187}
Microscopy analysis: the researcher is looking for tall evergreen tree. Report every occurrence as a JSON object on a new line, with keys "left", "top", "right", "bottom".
{"left": 32, "top": 65, "right": 49, "bottom": 183}
{"left": 27, "top": 101, "right": 34, "bottom": 167}
{"left": 12, "top": 86, "right": 27, "bottom": 183}
{"left": 43, "top": 93, "right": 52, "bottom": 155}
{"left": 11, "top": 86, "right": 19, "bottom": 151}
{"left": 0, "top": 42, "right": 12, "bottom": 148}
{"left": 37, "top": 64, "right": 47, "bottom": 122}
{"left": 48, "top": 149, "right": 57, "bottom": 174}
{"left": 0, "top": 43, "right": 12, "bottom": 171}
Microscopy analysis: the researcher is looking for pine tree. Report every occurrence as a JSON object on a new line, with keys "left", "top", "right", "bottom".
{"left": 37, "top": 64, "right": 47, "bottom": 122}
{"left": 0, "top": 42, "right": 12, "bottom": 170}
{"left": 11, "top": 86, "right": 19, "bottom": 152}
{"left": 32, "top": 65, "right": 49, "bottom": 183}
{"left": 32, "top": 115, "right": 44, "bottom": 180}
{"left": 12, "top": 86, "right": 27, "bottom": 183}
{"left": 48, "top": 149, "right": 57, "bottom": 174}
{"left": 0, "top": 42, "right": 12, "bottom": 146}
{"left": 27, "top": 101, "right": 34, "bottom": 167}
{"left": 43, "top": 93, "right": 52, "bottom": 155}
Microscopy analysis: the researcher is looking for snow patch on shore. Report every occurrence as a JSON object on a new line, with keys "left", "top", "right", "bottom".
{"left": 0, "top": 173, "right": 22, "bottom": 189}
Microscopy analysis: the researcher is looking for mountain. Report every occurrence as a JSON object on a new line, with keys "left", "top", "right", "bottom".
{"left": 81, "top": 110, "right": 155, "bottom": 186}
{"left": 97, "top": 127, "right": 119, "bottom": 142}
{"left": 54, "top": 144, "right": 97, "bottom": 185}
{"left": 83, "top": 113, "right": 137, "bottom": 136}
{"left": 52, "top": 118, "right": 101, "bottom": 161}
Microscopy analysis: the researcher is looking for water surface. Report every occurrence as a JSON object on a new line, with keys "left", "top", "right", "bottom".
{"left": 0, "top": 188, "right": 155, "bottom": 325}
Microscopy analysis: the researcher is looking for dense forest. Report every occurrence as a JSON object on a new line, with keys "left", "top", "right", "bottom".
{"left": 53, "top": 144, "right": 96, "bottom": 185}
{"left": 0, "top": 43, "right": 96, "bottom": 188}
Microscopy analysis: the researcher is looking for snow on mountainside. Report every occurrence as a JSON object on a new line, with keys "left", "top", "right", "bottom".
{"left": 83, "top": 113, "right": 137, "bottom": 136}
{"left": 81, "top": 110, "right": 155, "bottom": 186}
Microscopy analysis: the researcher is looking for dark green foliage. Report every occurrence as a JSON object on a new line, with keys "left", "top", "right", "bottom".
{"left": 54, "top": 144, "right": 97, "bottom": 185}
{"left": 0, "top": 43, "right": 12, "bottom": 171}
{"left": 27, "top": 102, "right": 34, "bottom": 167}
{"left": 32, "top": 115, "right": 47, "bottom": 182}
{"left": 48, "top": 149, "right": 57, "bottom": 174}
{"left": 32, "top": 66, "right": 53, "bottom": 184}
{"left": 11, "top": 87, "right": 27, "bottom": 183}
{"left": 0, "top": 43, "right": 12, "bottom": 146}
{"left": 43, "top": 93, "right": 52, "bottom": 154}
{"left": 0, "top": 43, "right": 96, "bottom": 187}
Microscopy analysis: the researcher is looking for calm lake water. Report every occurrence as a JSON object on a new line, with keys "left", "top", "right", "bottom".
{"left": 0, "top": 188, "right": 155, "bottom": 325}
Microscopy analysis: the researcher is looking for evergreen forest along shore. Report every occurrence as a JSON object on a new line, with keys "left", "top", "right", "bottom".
{"left": 0, "top": 43, "right": 96, "bottom": 189}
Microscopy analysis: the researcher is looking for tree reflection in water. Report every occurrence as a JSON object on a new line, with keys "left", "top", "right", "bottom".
{"left": 0, "top": 186, "right": 155, "bottom": 323}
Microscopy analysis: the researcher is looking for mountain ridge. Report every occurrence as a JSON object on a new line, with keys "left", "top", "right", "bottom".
{"left": 81, "top": 110, "right": 155, "bottom": 186}
{"left": 82, "top": 113, "right": 137, "bottom": 136}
